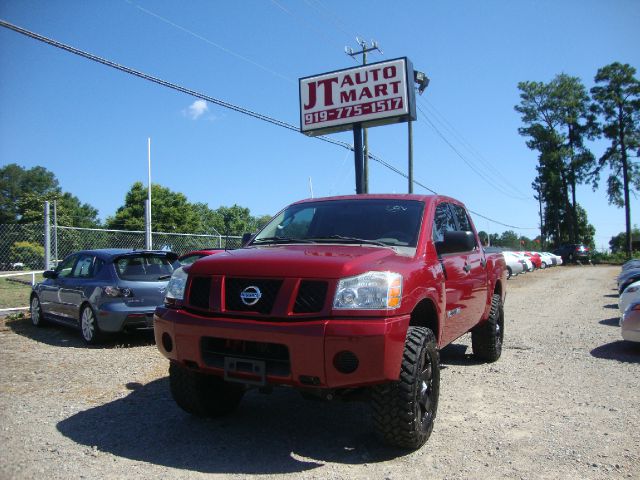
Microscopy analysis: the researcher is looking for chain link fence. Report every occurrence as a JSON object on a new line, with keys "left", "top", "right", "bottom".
{"left": 0, "top": 223, "right": 243, "bottom": 270}
{"left": 0, "top": 223, "right": 243, "bottom": 310}
{"left": 54, "top": 226, "right": 243, "bottom": 262}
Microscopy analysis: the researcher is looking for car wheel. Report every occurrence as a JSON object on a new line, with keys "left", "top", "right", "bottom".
{"left": 372, "top": 326, "right": 440, "bottom": 449}
{"left": 507, "top": 267, "right": 512, "bottom": 279}
{"left": 472, "top": 293, "right": 504, "bottom": 362}
{"left": 30, "top": 295, "right": 45, "bottom": 327}
{"left": 169, "top": 362, "right": 245, "bottom": 417}
{"left": 80, "top": 305, "right": 103, "bottom": 345}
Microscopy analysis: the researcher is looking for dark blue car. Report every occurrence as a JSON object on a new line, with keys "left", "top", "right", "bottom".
{"left": 30, "top": 249, "right": 178, "bottom": 344}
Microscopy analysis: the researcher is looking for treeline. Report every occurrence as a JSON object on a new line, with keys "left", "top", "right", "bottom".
{"left": 0, "top": 164, "right": 271, "bottom": 235}
{"left": 515, "top": 62, "right": 640, "bottom": 257}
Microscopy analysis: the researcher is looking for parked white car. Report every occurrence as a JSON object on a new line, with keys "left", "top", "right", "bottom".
{"left": 620, "top": 301, "right": 640, "bottom": 343}
{"left": 502, "top": 251, "right": 525, "bottom": 278}
{"left": 545, "top": 251, "right": 563, "bottom": 266}
{"left": 619, "top": 280, "right": 640, "bottom": 318}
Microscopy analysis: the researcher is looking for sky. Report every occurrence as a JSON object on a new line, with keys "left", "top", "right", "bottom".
{"left": 1, "top": 0, "right": 639, "bottom": 251}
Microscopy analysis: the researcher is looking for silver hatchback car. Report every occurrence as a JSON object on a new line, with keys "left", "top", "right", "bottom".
{"left": 30, "top": 249, "right": 178, "bottom": 344}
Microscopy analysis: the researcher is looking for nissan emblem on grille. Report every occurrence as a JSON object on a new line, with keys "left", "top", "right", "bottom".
{"left": 240, "top": 286, "right": 262, "bottom": 306}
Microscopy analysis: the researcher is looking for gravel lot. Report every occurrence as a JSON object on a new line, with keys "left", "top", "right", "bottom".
{"left": 1, "top": 264, "right": 638, "bottom": 479}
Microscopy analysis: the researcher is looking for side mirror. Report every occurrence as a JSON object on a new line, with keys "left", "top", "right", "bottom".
{"left": 241, "top": 232, "right": 255, "bottom": 247}
{"left": 436, "top": 231, "right": 476, "bottom": 255}
{"left": 43, "top": 270, "right": 59, "bottom": 279}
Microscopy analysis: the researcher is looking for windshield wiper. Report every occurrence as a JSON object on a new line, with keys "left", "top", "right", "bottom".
{"left": 306, "top": 235, "right": 388, "bottom": 247}
{"left": 252, "top": 236, "right": 315, "bottom": 245}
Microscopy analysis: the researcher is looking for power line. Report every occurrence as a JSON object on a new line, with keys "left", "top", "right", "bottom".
{"left": 417, "top": 104, "right": 530, "bottom": 201}
{"left": 419, "top": 98, "right": 531, "bottom": 199}
{"left": 0, "top": 19, "right": 536, "bottom": 232}
{"left": 269, "top": 0, "right": 342, "bottom": 47}
{"left": 125, "top": 0, "right": 295, "bottom": 84}
{"left": 302, "top": 0, "right": 356, "bottom": 39}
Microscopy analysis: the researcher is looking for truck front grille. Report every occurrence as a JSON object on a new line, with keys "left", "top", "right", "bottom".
{"left": 189, "top": 277, "right": 211, "bottom": 309}
{"left": 294, "top": 281, "right": 328, "bottom": 313}
{"left": 225, "top": 278, "right": 283, "bottom": 314}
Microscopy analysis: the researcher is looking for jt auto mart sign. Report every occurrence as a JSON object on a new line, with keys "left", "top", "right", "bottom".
{"left": 299, "top": 57, "right": 416, "bottom": 136}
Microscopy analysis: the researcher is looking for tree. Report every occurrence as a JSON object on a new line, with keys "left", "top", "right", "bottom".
{"left": 590, "top": 62, "right": 640, "bottom": 258}
{"left": 497, "top": 230, "right": 519, "bottom": 249}
{"left": 0, "top": 163, "right": 100, "bottom": 226}
{"left": 106, "top": 182, "right": 201, "bottom": 233}
{"left": 18, "top": 191, "right": 99, "bottom": 227}
{"left": 516, "top": 75, "right": 596, "bottom": 246}
{"left": 609, "top": 226, "right": 640, "bottom": 254}
{"left": 215, "top": 205, "right": 254, "bottom": 236}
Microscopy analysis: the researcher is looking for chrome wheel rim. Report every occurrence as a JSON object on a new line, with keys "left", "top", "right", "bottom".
{"left": 81, "top": 308, "right": 95, "bottom": 341}
{"left": 30, "top": 298, "right": 40, "bottom": 325}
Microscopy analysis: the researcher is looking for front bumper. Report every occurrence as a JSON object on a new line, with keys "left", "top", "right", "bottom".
{"left": 154, "top": 307, "right": 410, "bottom": 389}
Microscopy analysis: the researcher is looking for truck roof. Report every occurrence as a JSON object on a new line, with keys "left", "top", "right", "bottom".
{"left": 290, "top": 193, "right": 461, "bottom": 206}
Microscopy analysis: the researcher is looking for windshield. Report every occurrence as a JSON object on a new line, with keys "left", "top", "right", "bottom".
{"left": 114, "top": 254, "right": 176, "bottom": 281}
{"left": 253, "top": 199, "right": 424, "bottom": 247}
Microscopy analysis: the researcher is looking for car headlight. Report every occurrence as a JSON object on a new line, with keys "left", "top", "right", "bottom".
{"left": 333, "top": 271, "right": 402, "bottom": 310}
{"left": 165, "top": 266, "right": 188, "bottom": 305}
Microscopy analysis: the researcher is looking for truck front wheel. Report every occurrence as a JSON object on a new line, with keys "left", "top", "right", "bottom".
{"left": 472, "top": 293, "right": 504, "bottom": 362}
{"left": 372, "top": 326, "right": 440, "bottom": 449}
{"left": 169, "top": 362, "right": 244, "bottom": 417}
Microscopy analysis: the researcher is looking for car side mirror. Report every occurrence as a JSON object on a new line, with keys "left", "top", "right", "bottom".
{"left": 241, "top": 232, "right": 255, "bottom": 247}
{"left": 436, "top": 231, "right": 476, "bottom": 255}
{"left": 43, "top": 270, "right": 59, "bottom": 279}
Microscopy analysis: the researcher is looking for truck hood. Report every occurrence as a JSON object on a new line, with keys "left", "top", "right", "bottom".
{"left": 188, "top": 244, "right": 412, "bottom": 279}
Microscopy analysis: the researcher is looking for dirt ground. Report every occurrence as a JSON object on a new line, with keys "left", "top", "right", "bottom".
{"left": 0, "top": 264, "right": 638, "bottom": 479}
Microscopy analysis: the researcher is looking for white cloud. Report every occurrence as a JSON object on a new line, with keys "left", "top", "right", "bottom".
{"left": 184, "top": 99, "right": 208, "bottom": 120}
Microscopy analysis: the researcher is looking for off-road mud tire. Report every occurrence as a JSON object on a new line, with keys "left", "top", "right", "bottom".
{"left": 371, "top": 326, "right": 440, "bottom": 450}
{"left": 169, "top": 362, "right": 244, "bottom": 417}
{"left": 472, "top": 293, "right": 504, "bottom": 362}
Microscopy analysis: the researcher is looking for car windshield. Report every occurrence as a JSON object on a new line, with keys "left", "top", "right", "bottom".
{"left": 253, "top": 199, "right": 424, "bottom": 247}
{"left": 114, "top": 254, "right": 176, "bottom": 281}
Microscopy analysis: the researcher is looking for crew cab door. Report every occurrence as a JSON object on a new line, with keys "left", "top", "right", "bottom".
{"left": 433, "top": 202, "right": 488, "bottom": 343}
{"left": 448, "top": 203, "right": 488, "bottom": 329}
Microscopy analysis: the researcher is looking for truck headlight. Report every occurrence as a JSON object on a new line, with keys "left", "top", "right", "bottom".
{"left": 333, "top": 272, "right": 402, "bottom": 310}
{"left": 165, "top": 266, "right": 188, "bottom": 306}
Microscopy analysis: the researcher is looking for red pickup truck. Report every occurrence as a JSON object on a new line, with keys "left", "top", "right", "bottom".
{"left": 155, "top": 194, "right": 507, "bottom": 449}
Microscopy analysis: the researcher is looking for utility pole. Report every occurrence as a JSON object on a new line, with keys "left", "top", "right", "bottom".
{"left": 346, "top": 38, "right": 382, "bottom": 194}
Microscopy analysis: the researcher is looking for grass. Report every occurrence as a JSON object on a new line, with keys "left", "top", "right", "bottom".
{"left": 0, "top": 273, "right": 43, "bottom": 310}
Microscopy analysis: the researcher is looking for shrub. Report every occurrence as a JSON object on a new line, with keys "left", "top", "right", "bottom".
{"left": 9, "top": 241, "right": 44, "bottom": 269}
{"left": 591, "top": 251, "right": 640, "bottom": 265}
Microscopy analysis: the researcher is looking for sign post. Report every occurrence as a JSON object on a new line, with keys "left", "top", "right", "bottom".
{"left": 353, "top": 124, "right": 364, "bottom": 194}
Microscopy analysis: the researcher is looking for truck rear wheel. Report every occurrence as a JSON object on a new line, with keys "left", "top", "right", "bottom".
{"left": 372, "top": 326, "right": 440, "bottom": 449}
{"left": 169, "top": 362, "right": 244, "bottom": 417}
{"left": 472, "top": 293, "right": 504, "bottom": 362}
